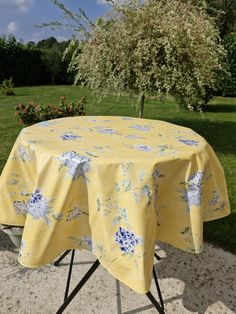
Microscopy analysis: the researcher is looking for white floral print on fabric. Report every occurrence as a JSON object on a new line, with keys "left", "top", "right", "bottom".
{"left": 180, "top": 172, "right": 204, "bottom": 209}
{"left": 18, "top": 144, "right": 31, "bottom": 162}
{"left": 121, "top": 117, "right": 133, "bottom": 120}
{"left": 13, "top": 200, "right": 28, "bottom": 215}
{"left": 58, "top": 151, "right": 91, "bottom": 180}
{"left": 27, "top": 189, "right": 53, "bottom": 224}
{"left": 13, "top": 189, "right": 53, "bottom": 224}
{"left": 129, "top": 124, "right": 152, "bottom": 131}
{"left": 37, "top": 120, "right": 60, "bottom": 127}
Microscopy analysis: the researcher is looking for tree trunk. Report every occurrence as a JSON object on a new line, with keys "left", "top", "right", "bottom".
{"left": 139, "top": 93, "right": 145, "bottom": 118}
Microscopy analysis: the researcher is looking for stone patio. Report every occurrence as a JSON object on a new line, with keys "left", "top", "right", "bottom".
{"left": 0, "top": 230, "right": 235, "bottom": 314}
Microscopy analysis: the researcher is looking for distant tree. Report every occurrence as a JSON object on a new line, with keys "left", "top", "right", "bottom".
{"left": 37, "top": 36, "right": 58, "bottom": 49}
{"left": 26, "top": 41, "right": 36, "bottom": 48}
{"left": 41, "top": 47, "right": 63, "bottom": 84}
{"left": 0, "top": 34, "right": 23, "bottom": 51}
{"left": 63, "top": 0, "right": 226, "bottom": 116}
{"left": 205, "top": 0, "right": 236, "bottom": 38}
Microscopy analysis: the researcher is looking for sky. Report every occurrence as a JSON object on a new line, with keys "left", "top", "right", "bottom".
{"left": 0, "top": 0, "right": 109, "bottom": 43}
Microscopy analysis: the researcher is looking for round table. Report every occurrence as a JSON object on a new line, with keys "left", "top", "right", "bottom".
{"left": 0, "top": 116, "right": 230, "bottom": 293}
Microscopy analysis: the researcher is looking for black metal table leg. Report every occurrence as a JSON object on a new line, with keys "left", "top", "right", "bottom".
{"left": 146, "top": 291, "right": 165, "bottom": 314}
{"left": 54, "top": 250, "right": 72, "bottom": 266}
{"left": 55, "top": 250, "right": 164, "bottom": 313}
{"left": 64, "top": 249, "right": 75, "bottom": 301}
{"left": 154, "top": 252, "right": 161, "bottom": 261}
{"left": 153, "top": 266, "right": 164, "bottom": 310}
{"left": 56, "top": 259, "right": 100, "bottom": 314}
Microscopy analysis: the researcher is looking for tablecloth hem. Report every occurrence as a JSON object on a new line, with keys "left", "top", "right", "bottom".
{"left": 0, "top": 221, "right": 25, "bottom": 227}
{"left": 18, "top": 249, "right": 151, "bottom": 295}
{"left": 17, "top": 247, "right": 84, "bottom": 269}
{"left": 203, "top": 210, "right": 231, "bottom": 222}
{"left": 95, "top": 255, "right": 151, "bottom": 295}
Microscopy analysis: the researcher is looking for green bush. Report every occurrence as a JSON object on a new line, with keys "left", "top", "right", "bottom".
{"left": 15, "top": 96, "right": 86, "bottom": 126}
{"left": 221, "top": 32, "right": 236, "bottom": 96}
{"left": 0, "top": 35, "right": 72, "bottom": 86}
{"left": 0, "top": 77, "right": 15, "bottom": 95}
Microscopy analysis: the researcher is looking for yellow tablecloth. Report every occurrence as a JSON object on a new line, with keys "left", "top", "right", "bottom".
{"left": 0, "top": 116, "right": 230, "bottom": 293}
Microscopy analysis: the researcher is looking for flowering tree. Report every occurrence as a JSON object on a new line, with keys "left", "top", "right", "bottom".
{"left": 52, "top": 0, "right": 226, "bottom": 117}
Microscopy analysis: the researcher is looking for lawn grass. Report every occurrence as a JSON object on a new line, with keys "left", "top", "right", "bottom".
{"left": 0, "top": 85, "right": 235, "bottom": 253}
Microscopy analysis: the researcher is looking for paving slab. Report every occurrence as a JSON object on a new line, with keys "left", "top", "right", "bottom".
{"left": 0, "top": 230, "right": 235, "bottom": 314}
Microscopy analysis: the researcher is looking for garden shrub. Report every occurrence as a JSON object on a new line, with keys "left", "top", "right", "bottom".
{"left": 15, "top": 96, "right": 86, "bottom": 126}
{"left": 0, "top": 77, "right": 15, "bottom": 95}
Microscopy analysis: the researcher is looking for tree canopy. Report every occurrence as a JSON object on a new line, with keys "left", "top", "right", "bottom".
{"left": 64, "top": 0, "right": 226, "bottom": 116}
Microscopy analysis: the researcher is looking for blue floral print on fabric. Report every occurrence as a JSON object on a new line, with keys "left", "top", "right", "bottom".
{"left": 208, "top": 191, "right": 220, "bottom": 206}
{"left": 19, "top": 239, "right": 26, "bottom": 257}
{"left": 131, "top": 144, "right": 152, "bottom": 152}
{"left": 70, "top": 235, "right": 93, "bottom": 250}
{"left": 181, "top": 172, "right": 204, "bottom": 208}
{"left": 27, "top": 189, "right": 52, "bottom": 224}
{"left": 18, "top": 144, "right": 31, "bottom": 162}
{"left": 37, "top": 120, "right": 59, "bottom": 127}
{"left": 60, "top": 133, "right": 80, "bottom": 141}
{"left": 97, "top": 128, "right": 117, "bottom": 135}
{"left": 207, "top": 190, "right": 228, "bottom": 213}
{"left": 82, "top": 236, "right": 93, "bottom": 249}
{"left": 115, "top": 227, "right": 142, "bottom": 253}
{"left": 58, "top": 151, "right": 91, "bottom": 180}
{"left": 125, "top": 135, "right": 144, "bottom": 139}
{"left": 129, "top": 124, "right": 152, "bottom": 131}
{"left": 179, "top": 139, "right": 199, "bottom": 146}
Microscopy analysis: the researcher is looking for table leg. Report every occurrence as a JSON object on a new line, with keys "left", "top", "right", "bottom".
{"left": 54, "top": 250, "right": 72, "bottom": 266}
{"left": 55, "top": 259, "right": 100, "bottom": 314}
{"left": 153, "top": 266, "right": 164, "bottom": 310}
{"left": 64, "top": 249, "right": 75, "bottom": 301}
{"left": 154, "top": 252, "right": 161, "bottom": 261}
{"left": 146, "top": 291, "right": 165, "bottom": 314}
{"left": 55, "top": 253, "right": 165, "bottom": 313}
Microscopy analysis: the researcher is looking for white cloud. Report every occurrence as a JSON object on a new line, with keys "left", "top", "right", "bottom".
{"left": 55, "top": 36, "right": 69, "bottom": 42}
{"left": 7, "top": 21, "right": 18, "bottom": 33}
{"left": 97, "top": 0, "right": 108, "bottom": 4}
{"left": 17, "top": 0, "right": 33, "bottom": 12}
{"left": 0, "top": 0, "right": 33, "bottom": 12}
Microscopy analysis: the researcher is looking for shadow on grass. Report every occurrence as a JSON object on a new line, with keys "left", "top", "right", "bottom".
{"left": 158, "top": 117, "right": 236, "bottom": 155}
{"left": 204, "top": 213, "right": 236, "bottom": 254}
{"left": 203, "top": 104, "right": 236, "bottom": 113}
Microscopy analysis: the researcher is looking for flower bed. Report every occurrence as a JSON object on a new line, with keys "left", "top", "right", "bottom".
{"left": 15, "top": 96, "right": 86, "bottom": 126}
